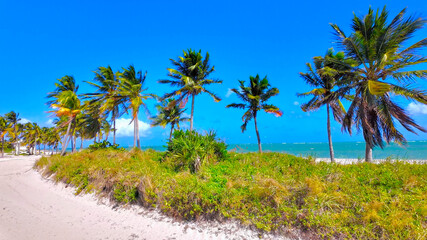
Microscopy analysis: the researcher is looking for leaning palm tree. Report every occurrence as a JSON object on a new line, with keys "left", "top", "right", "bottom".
{"left": 151, "top": 99, "right": 190, "bottom": 140}
{"left": 116, "top": 65, "right": 154, "bottom": 148}
{"left": 226, "top": 75, "right": 282, "bottom": 153}
{"left": 49, "top": 90, "right": 83, "bottom": 156}
{"left": 331, "top": 7, "right": 427, "bottom": 162}
{"left": 5, "top": 111, "right": 21, "bottom": 155}
{"left": 84, "top": 66, "right": 125, "bottom": 144}
{"left": 298, "top": 49, "right": 354, "bottom": 162}
{"left": 159, "top": 49, "right": 222, "bottom": 130}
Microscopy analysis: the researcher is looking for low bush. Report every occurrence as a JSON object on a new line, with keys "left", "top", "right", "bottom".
{"left": 87, "top": 140, "right": 125, "bottom": 151}
{"left": 35, "top": 150, "right": 427, "bottom": 239}
{"left": 164, "top": 130, "right": 228, "bottom": 172}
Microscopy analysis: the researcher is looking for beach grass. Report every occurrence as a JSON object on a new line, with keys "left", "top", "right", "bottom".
{"left": 35, "top": 149, "right": 427, "bottom": 239}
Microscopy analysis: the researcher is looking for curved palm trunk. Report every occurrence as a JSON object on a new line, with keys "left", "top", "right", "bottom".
{"left": 190, "top": 94, "right": 195, "bottom": 131}
{"left": 80, "top": 136, "right": 83, "bottom": 150}
{"left": 254, "top": 112, "right": 262, "bottom": 153}
{"left": 61, "top": 119, "right": 73, "bottom": 156}
{"left": 326, "top": 104, "right": 335, "bottom": 163}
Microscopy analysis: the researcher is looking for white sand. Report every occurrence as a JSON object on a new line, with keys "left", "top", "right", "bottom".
{"left": 315, "top": 158, "right": 426, "bottom": 164}
{"left": 0, "top": 155, "right": 294, "bottom": 240}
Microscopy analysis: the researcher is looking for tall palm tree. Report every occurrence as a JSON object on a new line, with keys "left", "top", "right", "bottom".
{"left": 151, "top": 99, "right": 190, "bottom": 140}
{"left": 331, "top": 7, "right": 427, "bottom": 162}
{"left": 159, "top": 49, "right": 222, "bottom": 130}
{"left": 49, "top": 90, "right": 82, "bottom": 156}
{"left": 0, "top": 116, "right": 9, "bottom": 158}
{"left": 7, "top": 123, "right": 23, "bottom": 155}
{"left": 116, "top": 65, "right": 154, "bottom": 148}
{"left": 226, "top": 75, "right": 282, "bottom": 153}
{"left": 298, "top": 49, "right": 354, "bottom": 162}
{"left": 48, "top": 75, "right": 82, "bottom": 156}
{"left": 84, "top": 66, "right": 125, "bottom": 144}
{"left": 5, "top": 111, "right": 21, "bottom": 155}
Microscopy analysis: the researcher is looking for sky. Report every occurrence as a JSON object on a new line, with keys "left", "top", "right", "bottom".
{"left": 0, "top": 0, "right": 426, "bottom": 147}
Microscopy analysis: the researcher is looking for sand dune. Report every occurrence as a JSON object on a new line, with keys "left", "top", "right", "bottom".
{"left": 0, "top": 155, "right": 291, "bottom": 240}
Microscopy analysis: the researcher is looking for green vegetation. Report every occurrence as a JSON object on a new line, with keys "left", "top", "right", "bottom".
{"left": 36, "top": 149, "right": 426, "bottom": 239}
{"left": 164, "top": 130, "right": 228, "bottom": 172}
{"left": 87, "top": 140, "right": 125, "bottom": 151}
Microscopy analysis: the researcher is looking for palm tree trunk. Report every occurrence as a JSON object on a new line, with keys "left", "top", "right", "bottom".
{"left": 254, "top": 112, "right": 262, "bottom": 153}
{"left": 169, "top": 123, "right": 175, "bottom": 141}
{"left": 72, "top": 136, "right": 77, "bottom": 152}
{"left": 44, "top": 144, "right": 46, "bottom": 155}
{"left": 326, "top": 104, "right": 335, "bottom": 163}
{"left": 61, "top": 120, "right": 73, "bottom": 156}
{"left": 71, "top": 136, "right": 74, "bottom": 152}
{"left": 136, "top": 114, "right": 140, "bottom": 149}
{"left": 80, "top": 136, "right": 83, "bottom": 150}
{"left": 17, "top": 142, "right": 20, "bottom": 155}
{"left": 1, "top": 136, "right": 4, "bottom": 158}
{"left": 190, "top": 94, "right": 195, "bottom": 131}
{"left": 113, "top": 119, "right": 116, "bottom": 145}
{"left": 365, "top": 142, "right": 373, "bottom": 162}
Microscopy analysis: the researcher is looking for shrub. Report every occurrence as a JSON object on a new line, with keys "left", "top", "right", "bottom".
{"left": 87, "top": 140, "right": 125, "bottom": 151}
{"left": 164, "top": 130, "right": 228, "bottom": 172}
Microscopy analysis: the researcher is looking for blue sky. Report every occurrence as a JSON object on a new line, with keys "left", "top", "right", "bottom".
{"left": 0, "top": 0, "right": 426, "bottom": 147}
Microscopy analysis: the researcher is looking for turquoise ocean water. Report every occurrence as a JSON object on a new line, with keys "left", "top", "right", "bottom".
{"left": 140, "top": 141, "right": 427, "bottom": 160}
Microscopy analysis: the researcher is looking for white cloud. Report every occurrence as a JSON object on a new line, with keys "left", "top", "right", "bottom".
{"left": 293, "top": 101, "right": 300, "bottom": 106}
{"left": 45, "top": 119, "right": 54, "bottom": 127}
{"left": 225, "top": 88, "right": 234, "bottom": 98}
{"left": 407, "top": 102, "right": 427, "bottom": 115}
{"left": 115, "top": 118, "right": 151, "bottom": 137}
{"left": 20, "top": 118, "right": 31, "bottom": 124}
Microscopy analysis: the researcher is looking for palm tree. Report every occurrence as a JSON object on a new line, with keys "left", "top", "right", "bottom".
{"left": 298, "top": 49, "right": 354, "bottom": 162}
{"left": 226, "top": 75, "right": 282, "bottom": 153}
{"left": 151, "top": 99, "right": 190, "bottom": 140}
{"left": 48, "top": 75, "right": 82, "bottom": 155}
{"left": 0, "top": 116, "right": 9, "bottom": 158}
{"left": 5, "top": 111, "right": 21, "bottom": 155}
{"left": 49, "top": 90, "right": 82, "bottom": 156}
{"left": 116, "top": 65, "right": 154, "bottom": 148}
{"left": 331, "top": 7, "right": 427, "bottom": 162}
{"left": 47, "top": 75, "right": 79, "bottom": 105}
{"left": 22, "top": 122, "right": 41, "bottom": 155}
{"left": 7, "top": 123, "right": 23, "bottom": 155}
{"left": 159, "top": 49, "right": 222, "bottom": 130}
{"left": 84, "top": 66, "right": 125, "bottom": 144}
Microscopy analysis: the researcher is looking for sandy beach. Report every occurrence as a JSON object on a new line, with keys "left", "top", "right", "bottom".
{"left": 0, "top": 154, "right": 292, "bottom": 240}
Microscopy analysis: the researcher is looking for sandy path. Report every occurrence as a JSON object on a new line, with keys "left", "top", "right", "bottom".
{"left": 0, "top": 155, "right": 290, "bottom": 240}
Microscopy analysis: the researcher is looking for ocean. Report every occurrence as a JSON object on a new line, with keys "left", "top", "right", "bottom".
{"left": 141, "top": 141, "right": 427, "bottom": 160}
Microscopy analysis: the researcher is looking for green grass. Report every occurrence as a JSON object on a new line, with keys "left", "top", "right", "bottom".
{"left": 35, "top": 149, "right": 427, "bottom": 239}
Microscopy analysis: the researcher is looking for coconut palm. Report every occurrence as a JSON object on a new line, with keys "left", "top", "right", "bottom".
{"left": 298, "top": 49, "right": 355, "bottom": 162}
{"left": 5, "top": 111, "right": 21, "bottom": 155}
{"left": 49, "top": 90, "right": 82, "bottom": 156}
{"left": 226, "top": 75, "right": 282, "bottom": 153}
{"left": 0, "top": 116, "right": 9, "bottom": 158}
{"left": 116, "top": 65, "right": 154, "bottom": 148}
{"left": 159, "top": 49, "right": 222, "bottom": 130}
{"left": 47, "top": 75, "right": 79, "bottom": 105}
{"left": 22, "top": 122, "right": 41, "bottom": 155}
{"left": 331, "top": 7, "right": 427, "bottom": 162}
{"left": 151, "top": 99, "right": 190, "bottom": 140}
{"left": 7, "top": 123, "right": 23, "bottom": 155}
{"left": 84, "top": 66, "right": 125, "bottom": 144}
